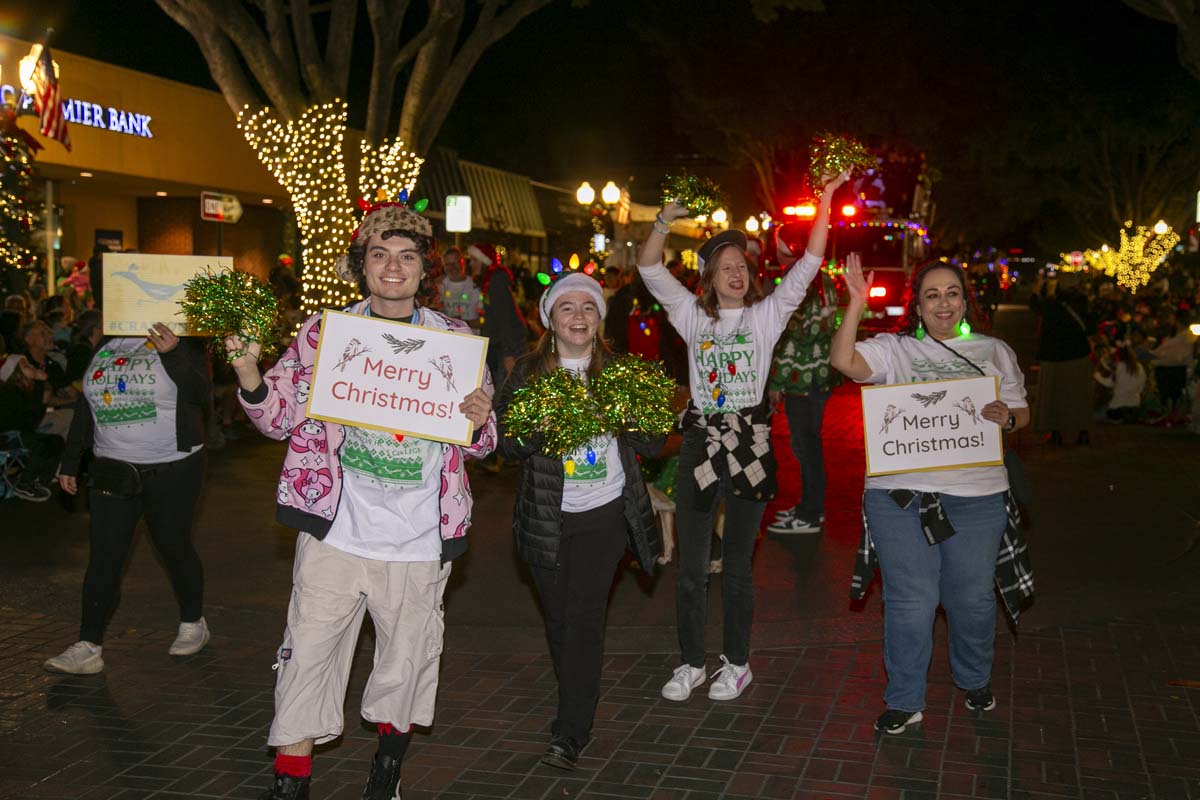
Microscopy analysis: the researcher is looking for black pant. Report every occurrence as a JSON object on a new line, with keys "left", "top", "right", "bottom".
{"left": 528, "top": 497, "right": 626, "bottom": 746}
{"left": 21, "top": 431, "right": 64, "bottom": 485}
{"left": 674, "top": 427, "right": 766, "bottom": 668}
{"left": 80, "top": 450, "right": 207, "bottom": 644}
{"left": 783, "top": 390, "right": 830, "bottom": 519}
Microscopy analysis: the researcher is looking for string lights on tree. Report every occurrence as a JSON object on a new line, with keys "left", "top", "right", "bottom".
{"left": 1060, "top": 220, "right": 1179, "bottom": 292}
{"left": 0, "top": 108, "right": 37, "bottom": 279}
{"left": 238, "top": 100, "right": 424, "bottom": 317}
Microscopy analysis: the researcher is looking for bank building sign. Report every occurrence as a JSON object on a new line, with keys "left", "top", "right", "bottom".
{"left": 2, "top": 85, "right": 153, "bottom": 139}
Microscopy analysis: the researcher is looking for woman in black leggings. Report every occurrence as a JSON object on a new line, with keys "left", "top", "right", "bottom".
{"left": 46, "top": 322, "right": 211, "bottom": 674}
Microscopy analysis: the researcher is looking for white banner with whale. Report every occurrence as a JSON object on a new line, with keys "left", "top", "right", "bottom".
{"left": 861, "top": 376, "right": 1003, "bottom": 476}
{"left": 102, "top": 253, "right": 228, "bottom": 336}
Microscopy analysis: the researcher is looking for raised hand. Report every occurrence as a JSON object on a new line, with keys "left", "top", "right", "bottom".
{"left": 821, "top": 169, "right": 852, "bottom": 197}
{"left": 844, "top": 253, "right": 874, "bottom": 305}
{"left": 659, "top": 200, "right": 691, "bottom": 223}
{"left": 223, "top": 334, "right": 263, "bottom": 369}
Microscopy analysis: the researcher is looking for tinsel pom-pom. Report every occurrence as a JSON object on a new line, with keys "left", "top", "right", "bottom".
{"left": 660, "top": 173, "right": 723, "bottom": 216}
{"left": 591, "top": 355, "right": 676, "bottom": 436}
{"left": 503, "top": 369, "right": 606, "bottom": 457}
{"left": 808, "top": 132, "right": 877, "bottom": 196}
{"left": 180, "top": 268, "right": 280, "bottom": 361}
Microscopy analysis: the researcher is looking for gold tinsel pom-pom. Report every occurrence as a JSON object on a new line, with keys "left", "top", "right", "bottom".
{"left": 660, "top": 173, "right": 723, "bottom": 216}
{"left": 503, "top": 356, "right": 676, "bottom": 458}
{"left": 591, "top": 355, "right": 676, "bottom": 436}
{"left": 808, "top": 133, "right": 877, "bottom": 196}
{"left": 180, "top": 268, "right": 280, "bottom": 361}
{"left": 503, "top": 369, "right": 606, "bottom": 458}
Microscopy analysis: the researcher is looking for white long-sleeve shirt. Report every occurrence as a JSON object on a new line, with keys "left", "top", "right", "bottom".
{"left": 639, "top": 252, "right": 823, "bottom": 413}
{"left": 1093, "top": 363, "right": 1146, "bottom": 410}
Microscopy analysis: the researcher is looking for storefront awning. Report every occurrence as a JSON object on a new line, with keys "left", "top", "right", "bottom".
{"left": 416, "top": 147, "right": 545, "bottom": 238}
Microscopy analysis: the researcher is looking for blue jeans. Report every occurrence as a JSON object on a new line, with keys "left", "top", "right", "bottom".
{"left": 863, "top": 489, "right": 1006, "bottom": 712}
{"left": 783, "top": 390, "right": 830, "bottom": 518}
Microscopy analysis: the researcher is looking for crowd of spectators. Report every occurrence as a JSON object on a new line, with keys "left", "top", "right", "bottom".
{"left": 1030, "top": 261, "right": 1199, "bottom": 438}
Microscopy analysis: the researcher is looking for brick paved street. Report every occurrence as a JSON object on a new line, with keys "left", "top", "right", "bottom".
{"left": 2, "top": 303, "right": 1199, "bottom": 799}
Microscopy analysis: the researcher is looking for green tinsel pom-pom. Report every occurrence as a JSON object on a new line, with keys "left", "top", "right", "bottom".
{"left": 503, "top": 368, "right": 606, "bottom": 458}
{"left": 180, "top": 268, "right": 280, "bottom": 361}
{"left": 591, "top": 355, "right": 676, "bottom": 436}
{"left": 808, "top": 132, "right": 877, "bottom": 196}
{"left": 660, "top": 173, "right": 723, "bottom": 216}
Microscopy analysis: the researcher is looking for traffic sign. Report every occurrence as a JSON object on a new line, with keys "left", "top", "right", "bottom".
{"left": 201, "top": 191, "right": 243, "bottom": 224}
{"left": 446, "top": 195, "right": 472, "bottom": 232}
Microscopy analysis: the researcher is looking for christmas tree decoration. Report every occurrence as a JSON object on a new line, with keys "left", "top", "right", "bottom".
{"left": 0, "top": 109, "right": 39, "bottom": 278}
{"left": 181, "top": 268, "right": 281, "bottom": 361}
{"left": 660, "top": 173, "right": 723, "bottom": 216}
{"left": 808, "top": 132, "right": 877, "bottom": 196}
{"left": 238, "top": 101, "right": 423, "bottom": 321}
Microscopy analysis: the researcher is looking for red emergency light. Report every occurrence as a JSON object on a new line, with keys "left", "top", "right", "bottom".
{"left": 841, "top": 204, "right": 858, "bottom": 218}
{"left": 868, "top": 286, "right": 887, "bottom": 298}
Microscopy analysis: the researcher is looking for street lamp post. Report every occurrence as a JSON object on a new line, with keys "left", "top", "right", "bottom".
{"left": 577, "top": 179, "right": 628, "bottom": 268}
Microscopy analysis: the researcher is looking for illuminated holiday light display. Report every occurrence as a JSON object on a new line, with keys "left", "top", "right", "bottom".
{"left": 238, "top": 100, "right": 424, "bottom": 318}
{"left": 1060, "top": 221, "right": 1179, "bottom": 291}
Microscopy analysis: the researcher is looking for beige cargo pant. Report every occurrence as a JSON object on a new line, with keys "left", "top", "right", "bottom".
{"left": 268, "top": 534, "right": 450, "bottom": 747}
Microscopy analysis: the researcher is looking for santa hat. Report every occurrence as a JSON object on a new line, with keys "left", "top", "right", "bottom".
{"left": 335, "top": 195, "right": 433, "bottom": 281}
{"left": 539, "top": 272, "right": 607, "bottom": 326}
{"left": 467, "top": 243, "right": 499, "bottom": 267}
{"left": 774, "top": 222, "right": 808, "bottom": 261}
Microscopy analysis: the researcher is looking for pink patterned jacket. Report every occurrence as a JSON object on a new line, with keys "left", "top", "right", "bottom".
{"left": 238, "top": 299, "right": 498, "bottom": 561}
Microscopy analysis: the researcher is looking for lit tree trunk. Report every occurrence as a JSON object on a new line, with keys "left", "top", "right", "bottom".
{"left": 155, "top": 0, "right": 558, "bottom": 315}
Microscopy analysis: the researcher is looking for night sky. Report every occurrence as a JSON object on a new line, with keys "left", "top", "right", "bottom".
{"left": 3, "top": 0, "right": 1194, "bottom": 254}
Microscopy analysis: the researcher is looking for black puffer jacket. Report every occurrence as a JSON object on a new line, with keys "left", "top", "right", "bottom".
{"left": 497, "top": 359, "right": 665, "bottom": 572}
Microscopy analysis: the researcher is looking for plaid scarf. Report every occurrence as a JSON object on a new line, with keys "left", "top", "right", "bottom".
{"left": 850, "top": 489, "right": 1034, "bottom": 621}
{"left": 680, "top": 398, "right": 776, "bottom": 510}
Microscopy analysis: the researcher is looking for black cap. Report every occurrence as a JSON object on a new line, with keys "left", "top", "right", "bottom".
{"left": 697, "top": 229, "right": 748, "bottom": 272}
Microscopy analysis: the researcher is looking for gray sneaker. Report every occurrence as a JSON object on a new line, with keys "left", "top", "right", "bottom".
{"left": 44, "top": 641, "right": 104, "bottom": 674}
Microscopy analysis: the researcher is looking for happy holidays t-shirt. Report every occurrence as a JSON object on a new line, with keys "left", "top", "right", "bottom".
{"left": 322, "top": 427, "right": 444, "bottom": 561}
{"left": 559, "top": 356, "right": 624, "bottom": 513}
{"left": 854, "top": 332, "right": 1028, "bottom": 496}
{"left": 639, "top": 251, "right": 823, "bottom": 414}
{"left": 85, "top": 337, "right": 198, "bottom": 464}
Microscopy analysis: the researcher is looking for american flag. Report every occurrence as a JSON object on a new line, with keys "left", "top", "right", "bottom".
{"left": 30, "top": 44, "right": 70, "bottom": 151}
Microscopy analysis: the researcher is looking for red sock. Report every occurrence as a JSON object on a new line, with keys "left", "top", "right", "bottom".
{"left": 377, "top": 722, "right": 412, "bottom": 736}
{"left": 274, "top": 753, "right": 312, "bottom": 778}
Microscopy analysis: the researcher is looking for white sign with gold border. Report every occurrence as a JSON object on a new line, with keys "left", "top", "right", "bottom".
{"left": 102, "top": 253, "right": 229, "bottom": 336}
{"left": 306, "top": 310, "right": 489, "bottom": 447}
{"left": 861, "top": 376, "right": 1003, "bottom": 477}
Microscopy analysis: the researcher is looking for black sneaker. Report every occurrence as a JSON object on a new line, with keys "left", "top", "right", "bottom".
{"left": 874, "top": 709, "right": 923, "bottom": 734}
{"left": 362, "top": 753, "right": 403, "bottom": 800}
{"left": 965, "top": 685, "right": 996, "bottom": 711}
{"left": 541, "top": 736, "right": 581, "bottom": 771}
{"left": 259, "top": 773, "right": 310, "bottom": 800}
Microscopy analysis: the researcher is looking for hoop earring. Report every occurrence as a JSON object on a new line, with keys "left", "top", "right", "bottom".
{"left": 550, "top": 332, "right": 556, "bottom": 354}
{"left": 914, "top": 318, "right": 926, "bottom": 340}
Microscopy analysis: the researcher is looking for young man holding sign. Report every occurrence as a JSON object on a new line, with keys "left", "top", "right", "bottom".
{"left": 227, "top": 199, "right": 496, "bottom": 800}
{"left": 831, "top": 256, "right": 1032, "bottom": 735}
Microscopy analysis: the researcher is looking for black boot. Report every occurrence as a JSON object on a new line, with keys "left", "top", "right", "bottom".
{"left": 541, "top": 736, "right": 582, "bottom": 771}
{"left": 259, "top": 774, "right": 310, "bottom": 800}
{"left": 362, "top": 753, "right": 403, "bottom": 800}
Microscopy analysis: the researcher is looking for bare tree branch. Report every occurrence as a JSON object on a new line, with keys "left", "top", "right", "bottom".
{"left": 154, "top": 0, "right": 261, "bottom": 113}
{"left": 364, "top": 0, "right": 407, "bottom": 143}
{"left": 398, "top": 0, "right": 464, "bottom": 148}
{"left": 261, "top": 0, "right": 300, "bottom": 89}
{"left": 325, "top": 0, "right": 359, "bottom": 98}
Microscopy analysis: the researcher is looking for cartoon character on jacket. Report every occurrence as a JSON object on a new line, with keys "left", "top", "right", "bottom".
{"left": 285, "top": 466, "right": 334, "bottom": 507}
{"left": 289, "top": 419, "right": 327, "bottom": 455}
{"left": 291, "top": 364, "right": 314, "bottom": 405}
{"left": 277, "top": 475, "right": 291, "bottom": 504}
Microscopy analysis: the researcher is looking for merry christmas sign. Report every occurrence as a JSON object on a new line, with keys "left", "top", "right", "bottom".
{"left": 306, "top": 310, "right": 489, "bottom": 446}
{"left": 102, "top": 253, "right": 229, "bottom": 337}
{"left": 861, "top": 376, "right": 1003, "bottom": 476}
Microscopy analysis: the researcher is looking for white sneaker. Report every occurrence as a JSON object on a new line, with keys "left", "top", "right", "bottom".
{"left": 661, "top": 664, "right": 706, "bottom": 701}
{"left": 707, "top": 655, "right": 752, "bottom": 701}
{"left": 169, "top": 617, "right": 210, "bottom": 656}
{"left": 44, "top": 641, "right": 104, "bottom": 674}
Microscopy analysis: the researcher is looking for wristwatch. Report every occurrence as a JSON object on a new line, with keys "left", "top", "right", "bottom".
{"left": 1003, "top": 413, "right": 1016, "bottom": 432}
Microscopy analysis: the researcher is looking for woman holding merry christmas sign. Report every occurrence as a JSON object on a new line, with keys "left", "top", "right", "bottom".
{"left": 831, "top": 255, "right": 1033, "bottom": 735}
{"left": 497, "top": 272, "right": 673, "bottom": 772}
{"left": 639, "top": 168, "right": 848, "bottom": 706}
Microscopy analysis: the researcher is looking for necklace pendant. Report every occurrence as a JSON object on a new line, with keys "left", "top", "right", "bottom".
{"left": 586, "top": 447, "right": 597, "bottom": 466}
{"left": 117, "top": 378, "right": 127, "bottom": 394}
{"left": 700, "top": 340, "right": 713, "bottom": 351}
{"left": 707, "top": 369, "right": 717, "bottom": 383}
{"left": 711, "top": 386, "right": 721, "bottom": 401}
{"left": 727, "top": 363, "right": 737, "bottom": 376}
{"left": 716, "top": 391, "right": 727, "bottom": 408}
